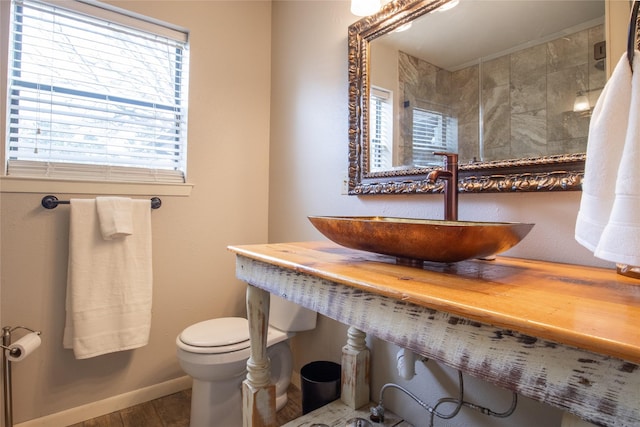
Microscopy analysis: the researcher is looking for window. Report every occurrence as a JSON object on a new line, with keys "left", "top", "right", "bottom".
{"left": 412, "top": 107, "right": 457, "bottom": 168}
{"left": 369, "top": 87, "right": 393, "bottom": 171}
{"left": 5, "top": 0, "right": 189, "bottom": 183}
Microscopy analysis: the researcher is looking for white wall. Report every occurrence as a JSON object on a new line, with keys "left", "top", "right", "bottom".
{"left": 0, "top": 1, "right": 271, "bottom": 424}
{"left": 269, "top": 1, "right": 620, "bottom": 426}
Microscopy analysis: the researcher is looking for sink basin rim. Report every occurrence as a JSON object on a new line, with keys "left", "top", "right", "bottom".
{"left": 309, "top": 215, "right": 533, "bottom": 227}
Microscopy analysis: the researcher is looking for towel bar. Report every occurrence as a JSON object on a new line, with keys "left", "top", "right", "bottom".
{"left": 41, "top": 195, "right": 161, "bottom": 209}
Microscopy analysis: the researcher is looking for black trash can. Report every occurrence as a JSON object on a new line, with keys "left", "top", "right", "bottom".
{"left": 301, "top": 361, "right": 341, "bottom": 414}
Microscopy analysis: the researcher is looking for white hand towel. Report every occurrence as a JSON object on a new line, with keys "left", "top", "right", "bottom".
{"left": 63, "top": 199, "right": 153, "bottom": 359}
{"left": 593, "top": 51, "right": 640, "bottom": 266}
{"left": 575, "top": 53, "right": 633, "bottom": 252}
{"left": 96, "top": 197, "right": 133, "bottom": 240}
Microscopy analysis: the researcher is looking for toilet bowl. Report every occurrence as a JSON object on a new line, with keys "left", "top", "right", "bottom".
{"left": 176, "top": 316, "right": 300, "bottom": 427}
{"left": 177, "top": 296, "right": 317, "bottom": 427}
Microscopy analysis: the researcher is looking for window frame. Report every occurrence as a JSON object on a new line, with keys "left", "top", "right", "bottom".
{"left": 369, "top": 86, "right": 394, "bottom": 172}
{"left": 1, "top": 0, "right": 193, "bottom": 196}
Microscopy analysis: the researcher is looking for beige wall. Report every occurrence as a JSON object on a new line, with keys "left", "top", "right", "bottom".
{"left": 0, "top": 1, "right": 271, "bottom": 424}
{"left": 270, "top": 1, "right": 627, "bottom": 427}
{"left": 0, "top": 0, "right": 631, "bottom": 426}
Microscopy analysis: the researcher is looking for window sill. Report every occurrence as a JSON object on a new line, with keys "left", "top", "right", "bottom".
{"left": 0, "top": 176, "right": 193, "bottom": 197}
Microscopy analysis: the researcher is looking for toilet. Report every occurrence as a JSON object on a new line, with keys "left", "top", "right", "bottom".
{"left": 176, "top": 296, "right": 317, "bottom": 427}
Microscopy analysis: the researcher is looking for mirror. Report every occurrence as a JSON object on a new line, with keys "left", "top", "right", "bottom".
{"left": 347, "top": 0, "right": 606, "bottom": 194}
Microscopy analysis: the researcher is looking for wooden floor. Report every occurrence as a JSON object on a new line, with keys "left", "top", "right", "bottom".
{"left": 68, "top": 384, "right": 302, "bottom": 427}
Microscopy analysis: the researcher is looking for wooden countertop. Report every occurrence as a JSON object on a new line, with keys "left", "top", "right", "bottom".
{"left": 229, "top": 241, "right": 640, "bottom": 364}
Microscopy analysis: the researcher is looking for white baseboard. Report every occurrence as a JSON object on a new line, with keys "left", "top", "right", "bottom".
{"left": 15, "top": 375, "right": 192, "bottom": 427}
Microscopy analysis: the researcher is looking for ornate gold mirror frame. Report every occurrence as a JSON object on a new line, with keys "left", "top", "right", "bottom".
{"left": 347, "top": 0, "right": 587, "bottom": 195}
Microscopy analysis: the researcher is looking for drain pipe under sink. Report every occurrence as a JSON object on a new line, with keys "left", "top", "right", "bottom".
{"left": 396, "top": 348, "right": 417, "bottom": 380}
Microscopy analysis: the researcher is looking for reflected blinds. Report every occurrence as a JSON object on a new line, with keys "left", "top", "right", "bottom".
{"left": 370, "top": 87, "right": 393, "bottom": 171}
{"left": 412, "top": 107, "right": 457, "bottom": 167}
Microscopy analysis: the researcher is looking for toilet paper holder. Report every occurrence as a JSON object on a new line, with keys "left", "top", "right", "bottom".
{"left": 2, "top": 325, "right": 41, "bottom": 427}
{"left": 1, "top": 326, "right": 40, "bottom": 357}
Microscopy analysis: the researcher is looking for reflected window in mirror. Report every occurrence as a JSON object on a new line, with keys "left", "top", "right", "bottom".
{"left": 407, "top": 102, "right": 457, "bottom": 167}
{"left": 370, "top": 86, "right": 394, "bottom": 171}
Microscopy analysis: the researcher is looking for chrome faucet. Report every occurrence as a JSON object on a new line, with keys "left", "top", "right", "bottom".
{"left": 427, "top": 152, "right": 458, "bottom": 221}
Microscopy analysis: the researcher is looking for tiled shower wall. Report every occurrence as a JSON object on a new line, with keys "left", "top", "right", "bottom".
{"left": 398, "top": 24, "right": 606, "bottom": 163}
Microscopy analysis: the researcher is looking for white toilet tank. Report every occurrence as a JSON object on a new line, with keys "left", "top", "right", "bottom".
{"left": 269, "top": 295, "right": 317, "bottom": 332}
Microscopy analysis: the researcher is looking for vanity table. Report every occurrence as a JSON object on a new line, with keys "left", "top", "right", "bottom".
{"left": 229, "top": 241, "right": 640, "bottom": 427}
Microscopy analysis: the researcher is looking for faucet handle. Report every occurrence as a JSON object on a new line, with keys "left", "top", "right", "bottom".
{"left": 433, "top": 152, "right": 458, "bottom": 166}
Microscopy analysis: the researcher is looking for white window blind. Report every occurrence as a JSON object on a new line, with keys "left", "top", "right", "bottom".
{"left": 6, "top": 0, "right": 190, "bottom": 183}
{"left": 412, "top": 107, "right": 457, "bottom": 168}
{"left": 369, "top": 87, "right": 393, "bottom": 172}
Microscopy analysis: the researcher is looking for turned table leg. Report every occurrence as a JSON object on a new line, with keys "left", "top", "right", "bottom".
{"left": 341, "top": 326, "right": 370, "bottom": 409}
{"left": 243, "top": 285, "right": 276, "bottom": 427}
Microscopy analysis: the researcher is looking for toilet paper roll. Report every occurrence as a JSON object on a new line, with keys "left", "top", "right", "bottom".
{"left": 6, "top": 332, "right": 41, "bottom": 362}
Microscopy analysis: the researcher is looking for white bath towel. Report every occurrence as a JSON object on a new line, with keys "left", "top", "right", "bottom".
{"left": 63, "top": 199, "right": 153, "bottom": 359}
{"left": 594, "top": 51, "right": 640, "bottom": 265}
{"left": 575, "top": 51, "right": 640, "bottom": 265}
{"left": 96, "top": 197, "right": 133, "bottom": 240}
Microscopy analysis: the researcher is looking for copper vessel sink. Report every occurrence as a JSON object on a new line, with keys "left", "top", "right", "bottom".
{"left": 308, "top": 216, "right": 534, "bottom": 264}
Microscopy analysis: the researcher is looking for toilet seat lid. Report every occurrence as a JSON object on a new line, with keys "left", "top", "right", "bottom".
{"left": 179, "top": 317, "right": 250, "bottom": 348}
